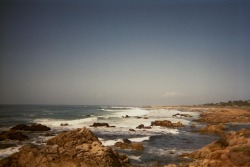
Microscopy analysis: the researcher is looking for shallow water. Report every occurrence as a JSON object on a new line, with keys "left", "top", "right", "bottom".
{"left": 0, "top": 105, "right": 219, "bottom": 165}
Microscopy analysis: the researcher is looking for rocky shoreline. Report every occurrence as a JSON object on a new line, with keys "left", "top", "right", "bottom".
{"left": 0, "top": 106, "right": 249, "bottom": 166}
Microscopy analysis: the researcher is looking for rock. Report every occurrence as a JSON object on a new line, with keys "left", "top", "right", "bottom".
{"left": 122, "top": 115, "right": 130, "bottom": 118}
{"left": 172, "top": 113, "right": 192, "bottom": 118}
{"left": 0, "top": 130, "right": 29, "bottom": 141}
{"left": 114, "top": 141, "right": 144, "bottom": 151}
{"left": 60, "top": 123, "right": 69, "bottom": 126}
{"left": 11, "top": 123, "right": 51, "bottom": 131}
{"left": 151, "top": 120, "right": 183, "bottom": 128}
{"left": 136, "top": 124, "right": 151, "bottom": 129}
{"left": 199, "top": 124, "right": 226, "bottom": 134}
{"left": 90, "top": 122, "right": 110, "bottom": 127}
{"left": 129, "top": 129, "right": 136, "bottom": 132}
{"left": 123, "top": 138, "right": 132, "bottom": 144}
{"left": 181, "top": 128, "right": 250, "bottom": 167}
{"left": 0, "top": 127, "right": 129, "bottom": 167}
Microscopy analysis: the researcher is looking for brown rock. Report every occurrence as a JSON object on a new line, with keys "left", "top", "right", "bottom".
{"left": 182, "top": 128, "right": 250, "bottom": 167}
{"left": 0, "top": 130, "right": 29, "bottom": 141}
{"left": 114, "top": 141, "right": 144, "bottom": 151}
{"left": 11, "top": 123, "right": 51, "bottom": 131}
{"left": 0, "top": 127, "right": 129, "bottom": 167}
{"left": 151, "top": 120, "right": 183, "bottom": 128}
{"left": 136, "top": 124, "right": 151, "bottom": 129}
{"left": 199, "top": 124, "right": 226, "bottom": 134}
{"left": 90, "top": 122, "right": 110, "bottom": 127}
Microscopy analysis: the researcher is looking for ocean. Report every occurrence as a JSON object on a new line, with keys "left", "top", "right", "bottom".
{"left": 0, "top": 105, "right": 219, "bottom": 165}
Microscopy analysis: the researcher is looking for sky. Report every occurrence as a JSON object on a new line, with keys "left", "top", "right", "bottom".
{"left": 0, "top": 0, "right": 250, "bottom": 106}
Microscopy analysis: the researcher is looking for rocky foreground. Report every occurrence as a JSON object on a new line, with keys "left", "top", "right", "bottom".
{"left": 177, "top": 128, "right": 250, "bottom": 167}
{"left": 0, "top": 127, "right": 129, "bottom": 167}
{"left": 0, "top": 106, "right": 249, "bottom": 167}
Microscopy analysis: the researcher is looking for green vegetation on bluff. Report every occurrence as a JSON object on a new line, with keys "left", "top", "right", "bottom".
{"left": 203, "top": 100, "right": 250, "bottom": 107}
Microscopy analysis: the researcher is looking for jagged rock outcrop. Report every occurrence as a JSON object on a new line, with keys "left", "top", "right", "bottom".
{"left": 151, "top": 120, "right": 183, "bottom": 128}
{"left": 0, "top": 127, "right": 129, "bottom": 167}
{"left": 181, "top": 128, "right": 250, "bottom": 167}
{"left": 11, "top": 123, "right": 51, "bottom": 131}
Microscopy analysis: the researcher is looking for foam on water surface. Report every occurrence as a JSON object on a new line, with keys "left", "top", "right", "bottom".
{"left": 0, "top": 146, "right": 21, "bottom": 160}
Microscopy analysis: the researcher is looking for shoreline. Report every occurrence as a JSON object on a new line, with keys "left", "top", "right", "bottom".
{"left": 0, "top": 106, "right": 249, "bottom": 166}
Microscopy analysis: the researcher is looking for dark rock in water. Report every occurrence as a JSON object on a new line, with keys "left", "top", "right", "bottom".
{"left": 123, "top": 138, "right": 132, "bottom": 144}
{"left": 11, "top": 123, "right": 51, "bottom": 131}
{"left": 90, "top": 122, "right": 110, "bottom": 127}
{"left": 122, "top": 115, "right": 130, "bottom": 118}
{"left": 0, "top": 130, "right": 29, "bottom": 141}
{"left": 151, "top": 120, "right": 183, "bottom": 128}
{"left": 129, "top": 129, "right": 136, "bottom": 131}
{"left": 0, "top": 127, "right": 129, "bottom": 167}
{"left": 136, "top": 124, "right": 151, "bottom": 129}
{"left": 60, "top": 123, "right": 69, "bottom": 126}
{"left": 0, "top": 143, "right": 18, "bottom": 149}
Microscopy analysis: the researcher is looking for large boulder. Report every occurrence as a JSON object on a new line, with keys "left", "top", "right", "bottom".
{"left": 0, "top": 130, "right": 29, "bottom": 141}
{"left": 11, "top": 123, "right": 51, "bottom": 131}
{"left": 151, "top": 120, "right": 183, "bottom": 128}
{"left": 0, "top": 127, "right": 129, "bottom": 167}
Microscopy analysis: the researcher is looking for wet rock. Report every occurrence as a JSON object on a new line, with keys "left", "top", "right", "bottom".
{"left": 123, "top": 138, "right": 132, "bottom": 144}
{"left": 60, "top": 123, "right": 69, "bottom": 126}
{"left": 90, "top": 122, "right": 110, "bottom": 127}
{"left": 0, "top": 130, "right": 29, "bottom": 141}
{"left": 114, "top": 140, "right": 144, "bottom": 151}
{"left": 129, "top": 129, "right": 136, "bottom": 132}
{"left": 11, "top": 123, "right": 51, "bottom": 131}
{"left": 136, "top": 124, "right": 151, "bottom": 129}
{"left": 0, "top": 127, "right": 129, "bottom": 167}
{"left": 151, "top": 120, "right": 183, "bottom": 128}
{"left": 122, "top": 115, "right": 130, "bottom": 118}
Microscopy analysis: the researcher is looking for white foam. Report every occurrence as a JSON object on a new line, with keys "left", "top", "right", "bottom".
{"left": 99, "top": 138, "right": 122, "bottom": 146}
{"left": 33, "top": 117, "right": 97, "bottom": 128}
{"left": 113, "top": 108, "right": 150, "bottom": 117}
{"left": 129, "top": 136, "right": 150, "bottom": 142}
{"left": 0, "top": 146, "right": 21, "bottom": 160}
{"left": 127, "top": 155, "right": 141, "bottom": 161}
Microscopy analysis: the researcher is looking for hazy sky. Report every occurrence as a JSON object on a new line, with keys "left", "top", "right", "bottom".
{"left": 1, "top": 0, "right": 250, "bottom": 106}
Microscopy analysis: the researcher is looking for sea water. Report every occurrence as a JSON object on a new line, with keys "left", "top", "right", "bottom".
{"left": 0, "top": 105, "right": 218, "bottom": 165}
